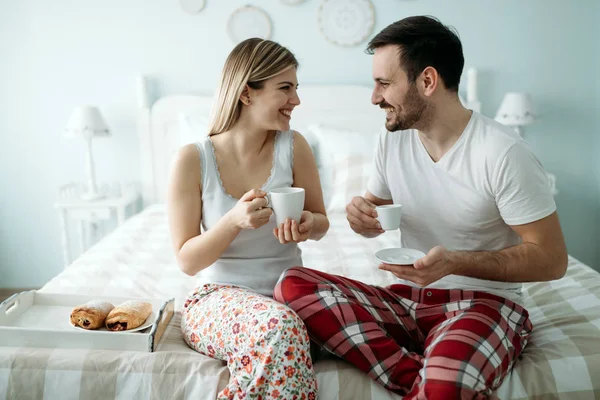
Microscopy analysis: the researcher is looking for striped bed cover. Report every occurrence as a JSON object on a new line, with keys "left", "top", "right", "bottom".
{"left": 1, "top": 206, "right": 599, "bottom": 399}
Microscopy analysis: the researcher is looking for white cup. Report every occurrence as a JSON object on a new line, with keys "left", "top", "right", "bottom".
{"left": 268, "top": 187, "right": 305, "bottom": 226}
{"left": 376, "top": 204, "right": 402, "bottom": 230}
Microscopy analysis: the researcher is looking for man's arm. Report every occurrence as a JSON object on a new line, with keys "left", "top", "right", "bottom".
{"left": 365, "top": 191, "right": 393, "bottom": 207}
{"left": 449, "top": 212, "right": 568, "bottom": 282}
{"left": 380, "top": 212, "right": 568, "bottom": 286}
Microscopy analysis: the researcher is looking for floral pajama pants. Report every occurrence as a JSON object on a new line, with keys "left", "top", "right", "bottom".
{"left": 274, "top": 267, "right": 533, "bottom": 400}
{"left": 181, "top": 284, "right": 318, "bottom": 400}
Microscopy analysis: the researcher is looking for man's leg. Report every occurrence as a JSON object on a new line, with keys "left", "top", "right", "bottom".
{"left": 274, "top": 266, "right": 424, "bottom": 395}
{"left": 406, "top": 290, "right": 533, "bottom": 400}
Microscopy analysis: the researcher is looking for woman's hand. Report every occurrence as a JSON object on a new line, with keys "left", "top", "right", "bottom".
{"left": 226, "top": 189, "right": 273, "bottom": 230}
{"left": 273, "top": 211, "right": 315, "bottom": 244}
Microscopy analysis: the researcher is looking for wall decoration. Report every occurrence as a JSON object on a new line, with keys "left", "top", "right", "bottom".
{"left": 227, "top": 5, "right": 272, "bottom": 43}
{"left": 280, "top": 0, "right": 307, "bottom": 5}
{"left": 180, "top": 0, "right": 206, "bottom": 14}
{"left": 318, "top": 0, "right": 375, "bottom": 47}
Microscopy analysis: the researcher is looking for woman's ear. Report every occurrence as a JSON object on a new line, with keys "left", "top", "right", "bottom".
{"left": 240, "top": 85, "right": 251, "bottom": 106}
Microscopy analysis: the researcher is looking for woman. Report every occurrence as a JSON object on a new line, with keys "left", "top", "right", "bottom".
{"left": 168, "top": 38, "right": 328, "bottom": 400}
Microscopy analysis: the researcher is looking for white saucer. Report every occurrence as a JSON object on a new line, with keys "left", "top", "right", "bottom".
{"left": 375, "top": 248, "right": 426, "bottom": 265}
{"left": 71, "top": 310, "right": 156, "bottom": 333}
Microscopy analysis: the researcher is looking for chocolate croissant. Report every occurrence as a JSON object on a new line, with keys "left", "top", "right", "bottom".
{"left": 105, "top": 300, "right": 152, "bottom": 331}
{"left": 70, "top": 300, "right": 115, "bottom": 330}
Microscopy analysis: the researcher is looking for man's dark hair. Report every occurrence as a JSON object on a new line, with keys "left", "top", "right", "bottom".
{"left": 366, "top": 16, "right": 464, "bottom": 92}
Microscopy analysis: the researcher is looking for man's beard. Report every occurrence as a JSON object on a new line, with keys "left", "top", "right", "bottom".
{"left": 381, "top": 84, "right": 427, "bottom": 132}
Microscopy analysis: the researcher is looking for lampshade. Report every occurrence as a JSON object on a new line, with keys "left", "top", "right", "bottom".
{"left": 494, "top": 93, "right": 535, "bottom": 127}
{"left": 64, "top": 106, "right": 111, "bottom": 138}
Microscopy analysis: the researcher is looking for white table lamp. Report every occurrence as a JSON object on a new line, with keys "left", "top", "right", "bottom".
{"left": 64, "top": 106, "right": 111, "bottom": 201}
{"left": 495, "top": 92, "right": 536, "bottom": 136}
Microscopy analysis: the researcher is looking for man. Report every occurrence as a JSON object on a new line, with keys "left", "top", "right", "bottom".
{"left": 274, "top": 16, "right": 568, "bottom": 399}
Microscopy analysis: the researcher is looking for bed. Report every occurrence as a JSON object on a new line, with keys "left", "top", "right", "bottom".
{"left": 1, "top": 82, "right": 599, "bottom": 400}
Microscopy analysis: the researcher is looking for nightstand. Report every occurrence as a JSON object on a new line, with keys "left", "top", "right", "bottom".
{"left": 55, "top": 182, "right": 140, "bottom": 267}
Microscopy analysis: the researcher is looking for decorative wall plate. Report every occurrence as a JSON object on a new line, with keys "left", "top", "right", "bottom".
{"left": 318, "top": 0, "right": 375, "bottom": 47}
{"left": 227, "top": 5, "right": 272, "bottom": 43}
{"left": 180, "top": 0, "right": 206, "bottom": 14}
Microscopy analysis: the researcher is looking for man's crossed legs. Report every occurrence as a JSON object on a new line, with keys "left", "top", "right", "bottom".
{"left": 274, "top": 267, "right": 532, "bottom": 400}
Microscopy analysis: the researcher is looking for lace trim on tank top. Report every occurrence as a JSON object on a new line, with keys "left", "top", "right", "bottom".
{"left": 206, "top": 131, "right": 281, "bottom": 201}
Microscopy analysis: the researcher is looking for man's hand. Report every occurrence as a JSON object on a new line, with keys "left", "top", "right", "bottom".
{"left": 379, "top": 246, "right": 454, "bottom": 287}
{"left": 346, "top": 196, "right": 385, "bottom": 237}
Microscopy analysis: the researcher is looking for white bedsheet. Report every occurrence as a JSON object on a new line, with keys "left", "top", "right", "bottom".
{"left": 2, "top": 205, "right": 599, "bottom": 400}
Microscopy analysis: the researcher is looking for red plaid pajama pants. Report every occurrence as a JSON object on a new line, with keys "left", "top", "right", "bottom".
{"left": 274, "top": 266, "right": 532, "bottom": 400}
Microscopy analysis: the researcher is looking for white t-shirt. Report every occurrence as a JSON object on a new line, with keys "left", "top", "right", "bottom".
{"left": 367, "top": 112, "right": 556, "bottom": 304}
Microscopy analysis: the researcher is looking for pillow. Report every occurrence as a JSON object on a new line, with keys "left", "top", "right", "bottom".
{"left": 179, "top": 113, "right": 209, "bottom": 145}
{"left": 305, "top": 124, "right": 378, "bottom": 211}
{"left": 327, "top": 153, "right": 374, "bottom": 213}
{"left": 299, "top": 129, "right": 320, "bottom": 166}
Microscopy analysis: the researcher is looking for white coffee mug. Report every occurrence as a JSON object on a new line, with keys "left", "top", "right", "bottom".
{"left": 376, "top": 204, "right": 402, "bottom": 230}
{"left": 268, "top": 187, "right": 305, "bottom": 226}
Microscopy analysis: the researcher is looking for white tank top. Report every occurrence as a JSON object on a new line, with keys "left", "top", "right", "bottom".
{"left": 195, "top": 130, "right": 302, "bottom": 296}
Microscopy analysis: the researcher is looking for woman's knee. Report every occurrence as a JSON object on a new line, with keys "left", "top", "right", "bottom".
{"left": 260, "top": 305, "right": 309, "bottom": 344}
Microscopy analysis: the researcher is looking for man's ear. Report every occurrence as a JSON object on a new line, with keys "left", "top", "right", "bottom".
{"left": 240, "top": 85, "right": 251, "bottom": 106}
{"left": 420, "top": 67, "right": 439, "bottom": 97}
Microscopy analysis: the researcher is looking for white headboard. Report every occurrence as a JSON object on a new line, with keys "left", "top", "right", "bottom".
{"left": 136, "top": 76, "right": 482, "bottom": 206}
{"left": 137, "top": 93, "right": 213, "bottom": 206}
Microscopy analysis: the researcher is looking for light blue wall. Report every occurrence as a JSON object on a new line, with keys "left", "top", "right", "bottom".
{"left": 596, "top": 1, "right": 600, "bottom": 263}
{"left": 1, "top": 0, "right": 598, "bottom": 287}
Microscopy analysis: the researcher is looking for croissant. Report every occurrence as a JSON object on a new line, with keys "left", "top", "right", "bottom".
{"left": 105, "top": 300, "right": 152, "bottom": 331}
{"left": 70, "top": 300, "right": 115, "bottom": 330}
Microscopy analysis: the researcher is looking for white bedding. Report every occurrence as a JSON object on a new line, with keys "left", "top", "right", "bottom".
{"left": 2, "top": 206, "right": 600, "bottom": 399}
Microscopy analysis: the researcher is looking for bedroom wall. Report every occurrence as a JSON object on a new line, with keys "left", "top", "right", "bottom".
{"left": 0, "top": 0, "right": 598, "bottom": 288}
{"left": 596, "top": 0, "right": 600, "bottom": 263}
{"left": 597, "top": 1, "right": 600, "bottom": 275}
{"left": 597, "top": 0, "right": 600, "bottom": 269}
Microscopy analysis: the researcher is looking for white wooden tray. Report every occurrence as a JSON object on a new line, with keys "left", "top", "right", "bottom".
{"left": 0, "top": 291, "right": 174, "bottom": 352}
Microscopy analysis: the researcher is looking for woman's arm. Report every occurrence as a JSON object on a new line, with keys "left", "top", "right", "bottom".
{"left": 168, "top": 144, "right": 273, "bottom": 275}
{"left": 291, "top": 131, "right": 329, "bottom": 241}
{"left": 167, "top": 144, "right": 242, "bottom": 276}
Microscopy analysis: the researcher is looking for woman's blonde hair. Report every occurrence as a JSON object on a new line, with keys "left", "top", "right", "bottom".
{"left": 207, "top": 38, "right": 299, "bottom": 136}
